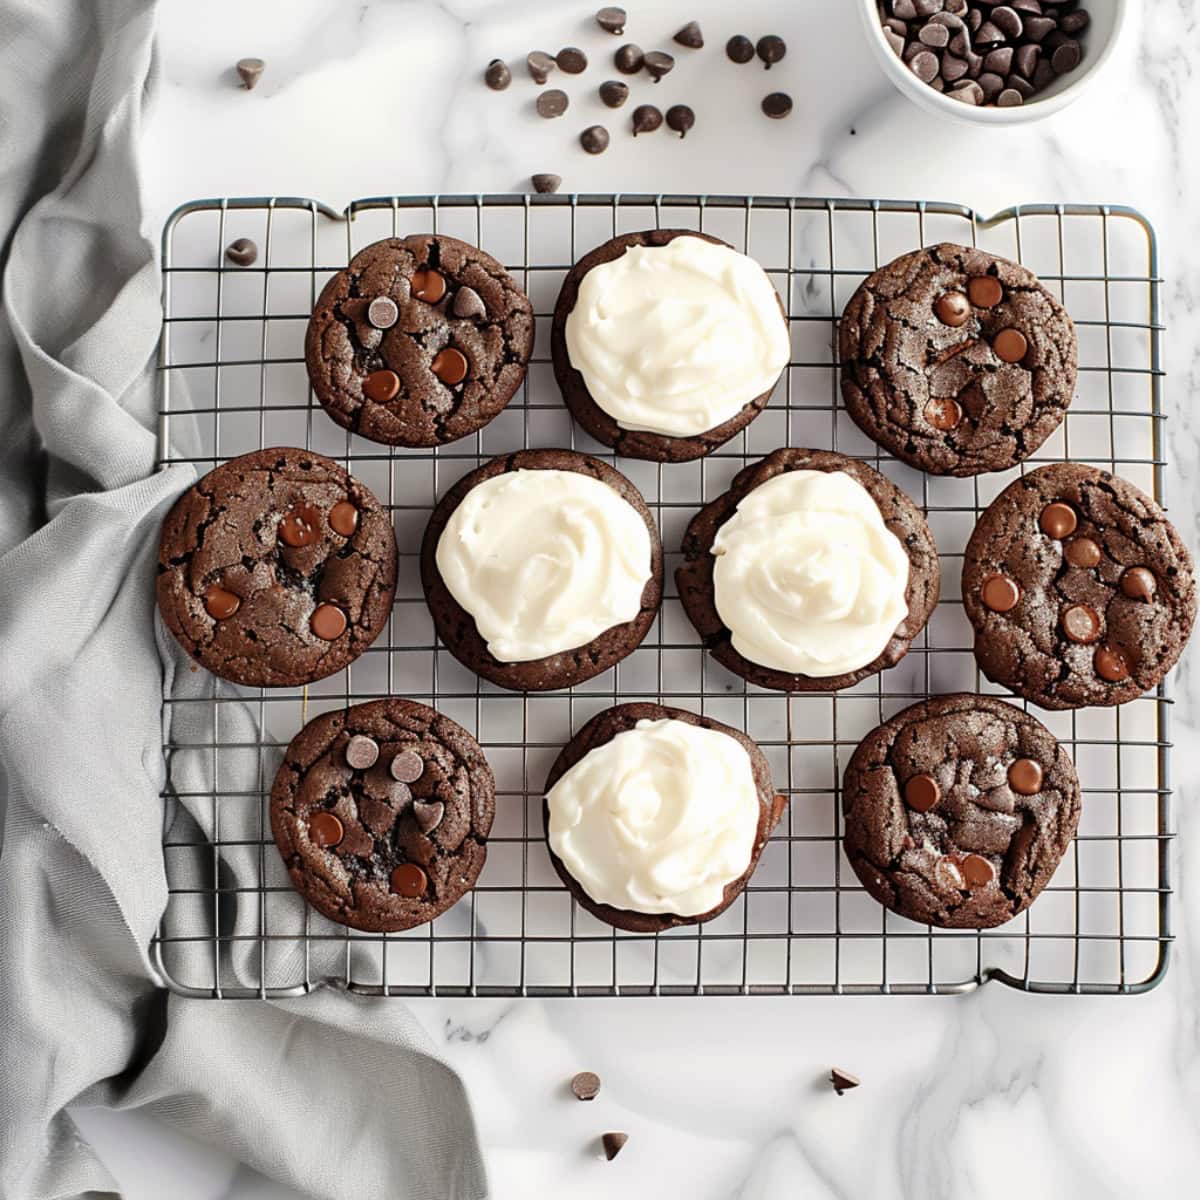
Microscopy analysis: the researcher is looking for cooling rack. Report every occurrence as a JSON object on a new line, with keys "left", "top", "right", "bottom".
{"left": 152, "top": 194, "right": 1171, "bottom": 997}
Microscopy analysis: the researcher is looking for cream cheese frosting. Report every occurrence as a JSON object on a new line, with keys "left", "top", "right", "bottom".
{"left": 546, "top": 718, "right": 760, "bottom": 916}
{"left": 563, "top": 235, "right": 791, "bottom": 437}
{"left": 434, "top": 468, "right": 653, "bottom": 663}
{"left": 710, "top": 469, "right": 910, "bottom": 677}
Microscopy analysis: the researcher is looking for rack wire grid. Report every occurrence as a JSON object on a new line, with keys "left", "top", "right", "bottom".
{"left": 152, "top": 194, "right": 1171, "bottom": 998}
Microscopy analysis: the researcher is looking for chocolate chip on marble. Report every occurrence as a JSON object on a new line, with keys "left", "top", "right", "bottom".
{"left": 643, "top": 50, "right": 675, "bottom": 81}
{"left": 614, "top": 43, "right": 643, "bottom": 74}
{"left": 632, "top": 104, "right": 662, "bottom": 135}
{"left": 225, "top": 238, "right": 257, "bottom": 267}
{"left": 674, "top": 21, "right": 704, "bottom": 49}
{"left": 580, "top": 125, "right": 610, "bottom": 154}
{"left": 601, "top": 1133, "right": 628, "bottom": 1161}
{"left": 532, "top": 173, "right": 562, "bottom": 194}
{"left": 413, "top": 799, "right": 445, "bottom": 834}
{"left": 726, "top": 34, "right": 754, "bottom": 64}
{"left": 599, "top": 79, "right": 629, "bottom": 107}
{"left": 572, "top": 1071, "right": 602, "bottom": 1101}
{"left": 236, "top": 58, "right": 264, "bottom": 90}
{"left": 596, "top": 6, "right": 626, "bottom": 35}
{"left": 557, "top": 47, "right": 587, "bottom": 74}
{"left": 453, "top": 286, "right": 486, "bottom": 319}
{"left": 536, "top": 88, "right": 569, "bottom": 118}
{"left": 484, "top": 59, "right": 511, "bottom": 91}
{"left": 526, "top": 51, "right": 556, "bottom": 84}
{"left": 367, "top": 295, "right": 398, "bottom": 330}
{"left": 761, "top": 92, "right": 793, "bottom": 119}
{"left": 345, "top": 734, "right": 380, "bottom": 770}
{"left": 390, "top": 751, "right": 424, "bottom": 784}
{"left": 665, "top": 104, "right": 694, "bottom": 137}
{"left": 830, "top": 1068, "right": 860, "bottom": 1096}
{"left": 756, "top": 34, "right": 786, "bottom": 69}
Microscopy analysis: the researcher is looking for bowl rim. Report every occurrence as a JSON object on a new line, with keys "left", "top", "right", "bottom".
{"left": 857, "top": 0, "right": 1129, "bottom": 124}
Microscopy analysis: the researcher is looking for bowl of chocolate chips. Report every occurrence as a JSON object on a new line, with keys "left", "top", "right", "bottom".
{"left": 860, "top": 0, "right": 1126, "bottom": 122}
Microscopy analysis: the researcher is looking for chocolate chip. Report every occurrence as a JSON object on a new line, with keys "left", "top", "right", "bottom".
{"left": 726, "top": 34, "right": 754, "bottom": 64}
{"left": 580, "top": 125, "right": 610, "bottom": 154}
{"left": 345, "top": 734, "right": 380, "bottom": 770}
{"left": 893, "top": 0, "right": 917, "bottom": 17}
{"left": 975, "top": 21, "right": 1004, "bottom": 45}
{"left": 643, "top": 50, "right": 674, "bottom": 81}
{"left": 614, "top": 43, "right": 643, "bottom": 73}
{"left": 527, "top": 51, "right": 556, "bottom": 84}
{"left": 1094, "top": 644, "right": 1130, "bottom": 682}
{"left": 532, "top": 173, "right": 562, "bottom": 194}
{"left": 979, "top": 784, "right": 1016, "bottom": 815}
{"left": 830, "top": 1068, "right": 860, "bottom": 1096}
{"left": 572, "top": 1071, "right": 602, "bottom": 1101}
{"left": 968, "top": 275, "right": 1003, "bottom": 307}
{"left": 224, "top": 238, "right": 257, "bottom": 267}
{"left": 484, "top": 59, "right": 511, "bottom": 91}
{"left": 278, "top": 505, "right": 321, "bottom": 548}
{"left": 596, "top": 6, "right": 626, "bottom": 35}
{"left": 993, "top": 327, "right": 1028, "bottom": 363}
{"left": 390, "top": 750, "right": 424, "bottom": 784}
{"left": 761, "top": 92, "right": 793, "bottom": 119}
{"left": 949, "top": 78, "right": 985, "bottom": 104}
{"left": 363, "top": 368, "right": 400, "bottom": 403}
{"left": 961, "top": 853, "right": 996, "bottom": 887}
{"left": 204, "top": 585, "right": 240, "bottom": 620}
{"left": 431, "top": 347, "right": 468, "bottom": 385}
{"left": 909, "top": 50, "right": 940, "bottom": 83}
{"left": 905, "top": 773, "right": 941, "bottom": 813}
{"left": 665, "top": 104, "right": 694, "bottom": 137}
{"left": 601, "top": 1133, "right": 628, "bottom": 1161}
{"left": 1051, "top": 39, "right": 1081, "bottom": 74}
{"left": 536, "top": 88, "right": 569, "bottom": 118}
{"left": 1005, "top": 73, "right": 1035, "bottom": 98}
{"left": 236, "top": 58, "right": 264, "bottom": 90}
{"left": 1060, "top": 10, "right": 1090, "bottom": 35}
{"left": 936, "top": 291, "right": 972, "bottom": 326}
{"left": 981, "top": 573, "right": 1021, "bottom": 613}
{"left": 631, "top": 105, "right": 662, "bottom": 135}
{"left": 1032, "top": 57, "right": 1057, "bottom": 90}
{"left": 308, "top": 812, "right": 344, "bottom": 848}
{"left": 329, "top": 501, "right": 359, "bottom": 538}
{"left": 919, "top": 23, "right": 950, "bottom": 47}
{"left": 411, "top": 268, "right": 446, "bottom": 303}
{"left": 413, "top": 800, "right": 445, "bottom": 835}
{"left": 1013, "top": 43, "right": 1041, "bottom": 78}
{"left": 1008, "top": 758, "right": 1044, "bottom": 796}
{"left": 1062, "top": 603, "right": 1101, "bottom": 644}
{"left": 940, "top": 53, "right": 969, "bottom": 82}
{"left": 996, "top": 87, "right": 1025, "bottom": 106}
{"left": 310, "top": 603, "right": 347, "bottom": 641}
{"left": 367, "top": 295, "right": 398, "bottom": 330}
{"left": 990, "top": 6, "right": 1024, "bottom": 38}
{"left": 557, "top": 47, "right": 587, "bottom": 74}
{"left": 1064, "top": 536, "right": 1101, "bottom": 568}
{"left": 983, "top": 46, "right": 1014, "bottom": 75}
{"left": 453, "top": 286, "right": 486, "bottom": 320}
{"left": 390, "top": 863, "right": 428, "bottom": 898}
{"left": 756, "top": 34, "right": 786, "bottom": 68}
{"left": 674, "top": 21, "right": 703, "bottom": 49}
{"left": 1120, "top": 566, "right": 1157, "bottom": 601}
{"left": 924, "top": 397, "right": 962, "bottom": 430}
{"left": 599, "top": 79, "right": 629, "bottom": 107}
{"left": 1039, "top": 502, "right": 1077, "bottom": 539}
{"left": 1023, "top": 15, "right": 1056, "bottom": 41}
{"left": 936, "top": 856, "right": 966, "bottom": 891}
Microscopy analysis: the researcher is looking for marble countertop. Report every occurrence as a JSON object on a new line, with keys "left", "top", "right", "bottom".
{"left": 75, "top": 0, "right": 1200, "bottom": 1196}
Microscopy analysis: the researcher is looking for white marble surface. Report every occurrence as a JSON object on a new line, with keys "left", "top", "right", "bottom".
{"left": 76, "top": 0, "right": 1200, "bottom": 1196}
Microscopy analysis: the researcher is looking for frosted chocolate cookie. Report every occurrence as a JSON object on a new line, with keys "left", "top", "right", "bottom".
{"left": 544, "top": 703, "right": 785, "bottom": 932}
{"left": 306, "top": 234, "right": 534, "bottom": 447}
{"left": 677, "top": 448, "right": 940, "bottom": 691}
{"left": 842, "top": 693, "right": 1081, "bottom": 929}
{"left": 550, "top": 229, "right": 791, "bottom": 462}
{"left": 962, "top": 463, "right": 1196, "bottom": 709}
{"left": 420, "top": 449, "right": 663, "bottom": 691}
{"left": 157, "top": 448, "right": 397, "bottom": 688}
{"left": 839, "top": 243, "right": 1077, "bottom": 476}
{"left": 270, "top": 699, "right": 494, "bottom": 932}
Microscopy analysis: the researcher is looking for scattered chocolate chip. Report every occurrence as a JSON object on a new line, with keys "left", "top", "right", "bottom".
{"left": 830, "top": 1068, "right": 860, "bottom": 1096}
{"left": 204, "top": 585, "right": 240, "bottom": 620}
{"left": 329, "top": 500, "right": 359, "bottom": 537}
{"left": 310, "top": 603, "right": 347, "bottom": 641}
{"left": 453, "top": 286, "right": 486, "bottom": 320}
{"left": 1094, "top": 644, "right": 1130, "bottom": 682}
{"left": 537, "top": 88, "right": 570, "bottom": 118}
{"left": 632, "top": 104, "right": 662, "bottom": 135}
{"left": 756, "top": 34, "right": 786, "bottom": 69}
{"left": 412, "top": 268, "right": 446, "bottom": 303}
{"left": 390, "top": 863, "right": 428, "bottom": 898}
{"left": 614, "top": 43, "right": 643, "bottom": 74}
{"left": 557, "top": 47, "right": 587, "bottom": 74}
{"left": 596, "top": 6, "right": 626, "bottom": 35}
{"left": 1064, "top": 536, "right": 1101, "bottom": 569}
{"left": 643, "top": 50, "right": 675, "bottom": 81}
{"left": 905, "top": 773, "right": 941, "bottom": 813}
{"left": 278, "top": 505, "right": 321, "bottom": 548}
{"left": 235, "top": 58, "right": 264, "bottom": 90}
{"left": 981, "top": 573, "right": 1021, "bottom": 613}
{"left": 761, "top": 92, "right": 793, "bottom": 119}
{"left": 599, "top": 79, "right": 629, "bottom": 107}
{"left": 363, "top": 368, "right": 400, "bottom": 403}
{"left": 1120, "top": 566, "right": 1157, "bottom": 601}
{"left": 367, "top": 295, "right": 398, "bottom": 330}
{"left": 432, "top": 347, "right": 469, "bottom": 385}
{"left": 601, "top": 1132, "right": 628, "bottom": 1161}
{"left": 1039, "top": 502, "right": 1077, "bottom": 539}
{"left": 961, "top": 853, "right": 996, "bottom": 887}
{"left": 665, "top": 104, "right": 694, "bottom": 137}
{"left": 968, "top": 275, "right": 1004, "bottom": 307}
{"left": 484, "top": 59, "right": 511, "bottom": 91}
{"left": 1062, "top": 603, "right": 1101, "bottom": 644}
{"left": 308, "top": 812, "right": 344, "bottom": 848}
{"left": 413, "top": 799, "right": 445, "bottom": 835}
{"left": 390, "top": 750, "right": 424, "bottom": 784}
{"left": 580, "top": 124, "right": 610, "bottom": 154}
{"left": 936, "top": 291, "right": 972, "bottom": 326}
{"left": 532, "top": 173, "right": 562, "bottom": 194}
{"left": 1008, "top": 758, "right": 1044, "bottom": 796}
{"left": 527, "top": 51, "right": 556, "bottom": 84}
{"left": 993, "top": 327, "right": 1028, "bottom": 363}
{"left": 345, "top": 734, "right": 380, "bottom": 770}
{"left": 924, "top": 397, "right": 962, "bottom": 430}
{"left": 674, "top": 21, "right": 703, "bottom": 49}
{"left": 225, "top": 238, "right": 257, "bottom": 267}
{"left": 726, "top": 34, "right": 754, "bottom": 64}
{"left": 572, "top": 1071, "right": 602, "bottom": 1101}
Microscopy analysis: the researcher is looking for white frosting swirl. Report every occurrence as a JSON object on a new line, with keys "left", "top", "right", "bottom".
{"left": 546, "top": 718, "right": 760, "bottom": 916}
{"left": 711, "top": 470, "right": 910, "bottom": 677}
{"left": 563, "top": 235, "right": 791, "bottom": 437}
{"left": 435, "top": 468, "right": 653, "bottom": 663}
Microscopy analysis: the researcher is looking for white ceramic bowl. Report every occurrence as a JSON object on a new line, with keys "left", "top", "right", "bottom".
{"left": 857, "top": 0, "right": 1128, "bottom": 124}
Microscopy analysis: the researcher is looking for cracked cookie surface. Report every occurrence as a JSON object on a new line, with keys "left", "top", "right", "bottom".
{"left": 420, "top": 449, "right": 664, "bottom": 691}
{"left": 676, "top": 448, "right": 940, "bottom": 691}
{"left": 842, "top": 693, "right": 1081, "bottom": 929}
{"left": 305, "top": 235, "right": 534, "bottom": 447}
{"left": 962, "top": 463, "right": 1195, "bottom": 709}
{"left": 157, "top": 447, "right": 397, "bottom": 688}
{"left": 270, "top": 698, "right": 495, "bottom": 932}
{"left": 839, "top": 243, "right": 1077, "bottom": 476}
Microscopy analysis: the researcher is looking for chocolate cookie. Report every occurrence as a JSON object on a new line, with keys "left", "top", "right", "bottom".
{"left": 543, "top": 703, "right": 785, "bottom": 933}
{"left": 420, "top": 449, "right": 663, "bottom": 691}
{"left": 962, "top": 464, "right": 1196, "bottom": 709}
{"left": 677, "top": 449, "right": 940, "bottom": 691}
{"left": 842, "top": 693, "right": 1081, "bottom": 929}
{"left": 839, "top": 244, "right": 1077, "bottom": 476}
{"left": 270, "top": 699, "right": 495, "bottom": 932}
{"left": 157, "top": 448, "right": 397, "bottom": 688}
{"left": 305, "top": 235, "right": 534, "bottom": 447}
{"left": 550, "top": 229, "right": 789, "bottom": 462}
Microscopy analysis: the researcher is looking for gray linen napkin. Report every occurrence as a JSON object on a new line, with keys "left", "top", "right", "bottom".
{"left": 0, "top": 2, "right": 487, "bottom": 1197}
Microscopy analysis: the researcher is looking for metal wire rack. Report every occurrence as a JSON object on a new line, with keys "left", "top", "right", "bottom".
{"left": 152, "top": 194, "right": 1171, "bottom": 997}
